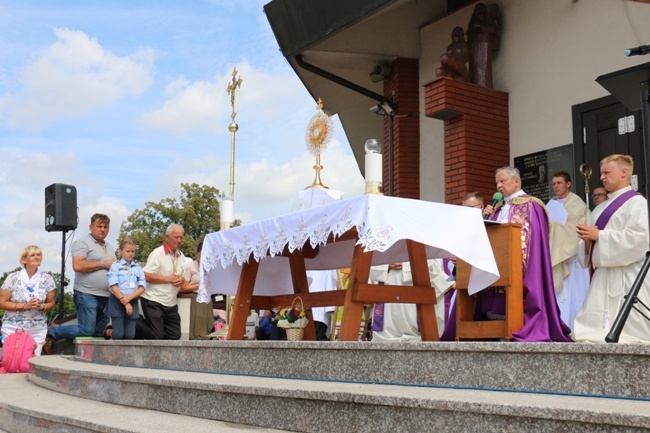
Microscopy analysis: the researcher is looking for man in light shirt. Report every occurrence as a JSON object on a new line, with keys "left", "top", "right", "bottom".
{"left": 135, "top": 224, "right": 186, "bottom": 340}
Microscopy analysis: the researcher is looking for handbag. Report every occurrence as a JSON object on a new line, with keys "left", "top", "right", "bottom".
{"left": 0, "top": 328, "right": 36, "bottom": 373}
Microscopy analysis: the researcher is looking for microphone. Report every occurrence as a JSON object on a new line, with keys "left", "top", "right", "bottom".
{"left": 625, "top": 44, "right": 650, "bottom": 57}
{"left": 484, "top": 192, "right": 503, "bottom": 220}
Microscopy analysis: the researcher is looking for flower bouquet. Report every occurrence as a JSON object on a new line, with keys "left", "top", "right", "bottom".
{"left": 275, "top": 297, "right": 309, "bottom": 340}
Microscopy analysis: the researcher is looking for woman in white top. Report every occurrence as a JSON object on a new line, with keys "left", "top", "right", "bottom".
{"left": 0, "top": 246, "right": 56, "bottom": 355}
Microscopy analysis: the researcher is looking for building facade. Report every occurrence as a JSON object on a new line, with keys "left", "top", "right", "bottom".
{"left": 265, "top": 0, "right": 650, "bottom": 205}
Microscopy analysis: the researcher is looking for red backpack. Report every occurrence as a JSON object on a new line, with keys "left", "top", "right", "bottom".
{"left": 0, "top": 328, "right": 36, "bottom": 373}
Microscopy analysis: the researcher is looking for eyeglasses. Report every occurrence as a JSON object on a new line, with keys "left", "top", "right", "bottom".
{"left": 592, "top": 193, "right": 607, "bottom": 198}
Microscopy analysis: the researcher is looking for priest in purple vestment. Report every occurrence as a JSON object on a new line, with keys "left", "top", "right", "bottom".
{"left": 440, "top": 192, "right": 484, "bottom": 341}
{"left": 478, "top": 166, "right": 572, "bottom": 342}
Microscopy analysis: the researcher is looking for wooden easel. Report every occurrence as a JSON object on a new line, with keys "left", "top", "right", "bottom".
{"left": 226, "top": 228, "right": 441, "bottom": 341}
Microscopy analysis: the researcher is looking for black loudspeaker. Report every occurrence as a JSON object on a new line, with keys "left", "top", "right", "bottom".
{"left": 45, "top": 183, "right": 78, "bottom": 232}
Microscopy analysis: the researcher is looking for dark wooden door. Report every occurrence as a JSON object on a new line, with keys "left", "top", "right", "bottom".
{"left": 572, "top": 96, "right": 644, "bottom": 209}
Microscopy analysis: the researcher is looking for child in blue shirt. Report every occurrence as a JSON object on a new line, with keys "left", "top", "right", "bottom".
{"left": 106, "top": 238, "right": 146, "bottom": 339}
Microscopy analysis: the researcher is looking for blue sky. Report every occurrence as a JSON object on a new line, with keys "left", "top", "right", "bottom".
{"left": 0, "top": 0, "right": 364, "bottom": 274}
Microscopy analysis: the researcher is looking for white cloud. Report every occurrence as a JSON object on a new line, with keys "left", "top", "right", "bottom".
{"left": 155, "top": 138, "right": 365, "bottom": 225}
{"left": 139, "top": 77, "right": 225, "bottom": 134}
{"left": 138, "top": 59, "right": 310, "bottom": 135}
{"left": 0, "top": 7, "right": 367, "bottom": 287}
{"left": 0, "top": 147, "right": 131, "bottom": 280}
{"left": 0, "top": 27, "right": 155, "bottom": 131}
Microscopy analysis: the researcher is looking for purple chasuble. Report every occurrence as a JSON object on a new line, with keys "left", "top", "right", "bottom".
{"left": 439, "top": 258, "right": 457, "bottom": 341}
{"left": 442, "top": 258, "right": 454, "bottom": 319}
{"left": 442, "top": 196, "right": 573, "bottom": 342}
{"left": 371, "top": 282, "right": 385, "bottom": 332}
{"left": 508, "top": 198, "right": 572, "bottom": 341}
{"left": 439, "top": 294, "right": 458, "bottom": 341}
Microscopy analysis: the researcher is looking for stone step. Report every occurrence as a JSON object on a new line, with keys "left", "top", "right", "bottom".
{"left": 74, "top": 339, "right": 650, "bottom": 399}
{"left": 29, "top": 355, "right": 650, "bottom": 433}
{"left": 0, "top": 372, "right": 287, "bottom": 433}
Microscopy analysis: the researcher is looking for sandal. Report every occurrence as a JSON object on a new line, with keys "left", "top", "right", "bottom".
{"left": 103, "top": 324, "right": 112, "bottom": 340}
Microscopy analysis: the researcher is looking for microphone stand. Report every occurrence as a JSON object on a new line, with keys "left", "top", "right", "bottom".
{"left": 604, "top": 82, "right": 650, "bottom": 342}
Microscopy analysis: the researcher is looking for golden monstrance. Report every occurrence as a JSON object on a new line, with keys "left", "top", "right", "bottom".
{"left": 305, "top": 98, "right": 333, "bottom": 189}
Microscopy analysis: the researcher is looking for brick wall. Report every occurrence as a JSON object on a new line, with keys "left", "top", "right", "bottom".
{"left": 384, "top": 58, "right": 420, "bottom": 199}
{"left": 424, "top": 77, "right": 509, "bottom": 204}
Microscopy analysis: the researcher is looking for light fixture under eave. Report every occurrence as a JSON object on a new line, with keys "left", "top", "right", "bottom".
{"left": 370, "top": 99, "right": 397, "bottom": 117}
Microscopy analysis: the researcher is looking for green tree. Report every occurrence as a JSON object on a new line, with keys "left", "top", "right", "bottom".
{"left": 47, "top": 271, "right": 75, "bottom": 321}
{"left": 49, "top": 292, "right": 75, "bottom": 322}
{"left": 118, "top": 183, "right": 239, "bottom": 262}
{"left": 0, "top": 267, "right": 21, "bottom": 286}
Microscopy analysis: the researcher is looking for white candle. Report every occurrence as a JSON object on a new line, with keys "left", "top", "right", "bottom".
{"left": 364, "top": 139, "right": 383, "bottom": 194}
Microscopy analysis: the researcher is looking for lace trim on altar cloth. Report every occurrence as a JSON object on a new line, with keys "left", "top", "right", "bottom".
{"left": 196, "top": 194, "right": 501, "bottom": 303}
{"left": 200, "top": 204, "right": 394, "bottom": 274}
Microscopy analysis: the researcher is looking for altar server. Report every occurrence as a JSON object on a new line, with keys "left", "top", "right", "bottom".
{"left": 574, "top": 154, "right": 650, "bottom": 343}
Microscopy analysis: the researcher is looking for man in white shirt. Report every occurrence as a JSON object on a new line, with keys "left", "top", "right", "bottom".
{"left": 135, "top": 224, "right": 186, "bottom": 340}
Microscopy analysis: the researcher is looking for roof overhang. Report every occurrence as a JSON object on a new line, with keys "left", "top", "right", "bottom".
{"left": 264, "top": 0, "right": 449, "bottom": 173}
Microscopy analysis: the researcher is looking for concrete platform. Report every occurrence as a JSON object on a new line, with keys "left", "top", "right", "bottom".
{"left": 3, "top": 339, "right": 648, "bottom": 432}
{"left": 26, "top": 348, "right": 650, "bottom": 433}
{"left": 74, "top": 339, "right": 650, "bottom": 398}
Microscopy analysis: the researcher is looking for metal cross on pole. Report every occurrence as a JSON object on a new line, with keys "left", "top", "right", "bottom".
{"left": 226, "top": 68, "right": 243, "bottom": 200}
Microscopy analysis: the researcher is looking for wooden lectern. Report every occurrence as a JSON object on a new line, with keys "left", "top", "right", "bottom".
{"left": 455, "top": 223, "right": 524, "bottom": 340}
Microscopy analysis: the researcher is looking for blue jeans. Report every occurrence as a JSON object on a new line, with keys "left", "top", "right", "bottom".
{"left": 48, "top": 291, "right": 109, "bottom": 340}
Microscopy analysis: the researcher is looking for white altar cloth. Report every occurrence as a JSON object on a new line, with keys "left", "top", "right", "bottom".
{"left": 198, "top": 194, "right": 499, "bottom": 302}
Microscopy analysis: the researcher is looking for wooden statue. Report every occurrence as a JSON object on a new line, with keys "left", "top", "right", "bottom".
{"left": 467, "top": 3, "right": 503, "bottom": 88}
{"left": 435, "top": 26, "right": 470, "bottom": 82}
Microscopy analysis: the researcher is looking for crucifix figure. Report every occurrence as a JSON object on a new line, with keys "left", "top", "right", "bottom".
{"left": 226, "top": 67, "right": 243, "bottom": 121}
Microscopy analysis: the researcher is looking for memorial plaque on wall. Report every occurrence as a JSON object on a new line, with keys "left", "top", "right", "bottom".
{"left": 514, "top": 144, "right": 574, "bottom": 203}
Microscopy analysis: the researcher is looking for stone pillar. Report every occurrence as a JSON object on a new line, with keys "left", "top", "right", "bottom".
{"left": 424, "top": 77, "right": 509, "bottom": 204}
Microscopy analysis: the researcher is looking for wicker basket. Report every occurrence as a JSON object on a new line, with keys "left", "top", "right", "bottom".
{"left": 285, "top": 327, "right": 305, "bottom": 341}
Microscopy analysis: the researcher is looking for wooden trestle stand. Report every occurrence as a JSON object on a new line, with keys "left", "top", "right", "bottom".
{"left": 455, "top": 223, "right": 524, "bottom": 340}
{"left": 225, "top": 228, "right": 440, "bottom": 341}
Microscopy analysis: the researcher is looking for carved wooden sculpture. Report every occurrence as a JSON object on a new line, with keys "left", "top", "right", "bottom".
{"left": 467, "top": 3, "right": 503, "bottom": 88}
{"left": 436, "top": 26, "right": 470, "bottom": 82}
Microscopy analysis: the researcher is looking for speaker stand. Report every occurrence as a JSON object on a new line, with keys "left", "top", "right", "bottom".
{"left": 51, "top": 230, "right": 70, "bottom": 324}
